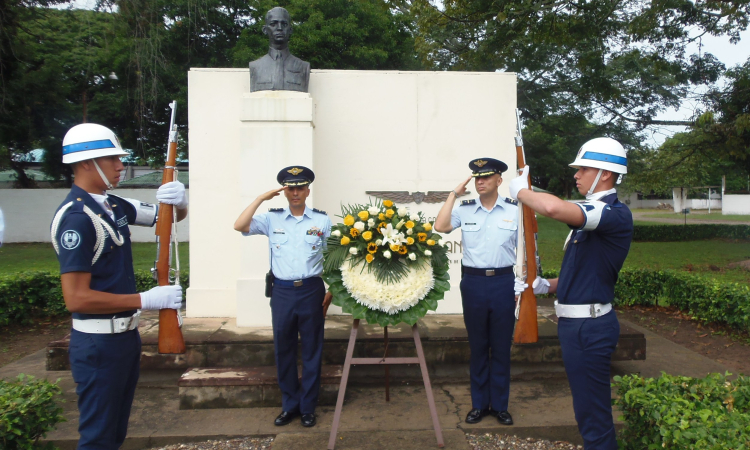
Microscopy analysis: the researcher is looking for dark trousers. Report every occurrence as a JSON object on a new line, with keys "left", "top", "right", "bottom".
{"left": 558, "top": 310, "right": 620, "bottom": 450}
{"left": 460, "top": 272, "right": 515, "bottom": 411}
{"left": 69, "top": 328, "right": 141, "bottom": 450}
{"left": 270, "top": 277, "right": 325, "bottom": 414}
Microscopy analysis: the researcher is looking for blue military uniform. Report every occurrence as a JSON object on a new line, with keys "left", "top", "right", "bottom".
{"left": 51, "top": 184, "right": 157, "bottom": 449}
{"left": 243, "top": 167, "right": 331, "bottom": 416}
{"left": 449, "top": 157, "right": 518, "bottom": 415}
{"left": 556, "top": 189, "right": 632, "bottom": 449}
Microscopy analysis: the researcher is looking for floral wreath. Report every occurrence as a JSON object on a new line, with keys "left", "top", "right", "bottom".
{"left": 322, "top": 199, "right": 450, "bottom": 326}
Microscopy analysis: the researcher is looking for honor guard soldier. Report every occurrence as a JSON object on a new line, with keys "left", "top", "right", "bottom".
{"left": 434, "top": 158, "right": 518, "bottom": 426}
{"left": 509, "top": 137, "right": 632, "bottom": 450}
{"left": 50, "top": 123, "right": 188, "bottom": 449}
{"left": 234, "top": 165, "right": 332, "bottom": 428}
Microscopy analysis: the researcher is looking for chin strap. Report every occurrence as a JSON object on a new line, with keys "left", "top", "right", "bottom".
{"left": 92, "top": 160, "right": 114, "bottom": 190}
{"left": 587, "top": 169, "right": 603, "bottom": 197}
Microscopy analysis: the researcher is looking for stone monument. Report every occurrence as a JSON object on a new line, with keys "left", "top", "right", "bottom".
{"left": 248, "top": 6, "right": 310, "bottom": 93}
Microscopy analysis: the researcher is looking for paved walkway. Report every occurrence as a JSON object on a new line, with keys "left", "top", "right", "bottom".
{"left": 631, "top": 211, "right": 750, "bottom": 225}
{"left": 0, "top": 318, "right": 732, "bottom": 450}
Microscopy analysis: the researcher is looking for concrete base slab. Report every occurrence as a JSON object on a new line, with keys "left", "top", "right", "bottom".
{"left": 273, "top": 430, "right": 471, "bottom": 450}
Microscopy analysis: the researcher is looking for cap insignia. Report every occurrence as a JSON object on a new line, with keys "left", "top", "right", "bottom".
{"left": 288, "top": 167, "right": 303, "bottom": 176}
{"left": 474, "top": 160, "right": 488, "bottom": 167}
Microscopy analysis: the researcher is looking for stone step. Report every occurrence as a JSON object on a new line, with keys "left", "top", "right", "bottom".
{"left": 46, "top": 303, "right": 646, "bottom": 372}
{"left": 178, "top": 365, "right": 343, "bottom": 409}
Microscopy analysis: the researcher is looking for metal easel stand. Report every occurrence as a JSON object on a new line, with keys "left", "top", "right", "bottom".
{"left": 327, "top": 318, "right": 445, "bottom": 449}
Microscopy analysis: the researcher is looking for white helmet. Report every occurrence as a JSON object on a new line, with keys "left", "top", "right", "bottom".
{"left": 62, "top": 123, "right": 128, "bottom": 164}
{"left": 569, "top": 137, "right": 627, "bottom": 174}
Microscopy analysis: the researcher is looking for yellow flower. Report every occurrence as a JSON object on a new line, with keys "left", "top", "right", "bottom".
{"left": 343, "top": 215, "right": 355, "bottom": 226}
{"left": 423, "top": 223, "right": 432, "bottom": 231}
{"left": 362, "top": 231, "right": 373, "bottom": 241}
{"left": 427, "top": 239, "right": 436, "bottom": 246}
{"left": 398, "top": 245, "right": 408, "bottom": 255}
{"left": 405, "top": 221, "right": 415, "bottom": 229}
{"left": 383, "top": 200, "right": 394, "bottom": 208}
{"left": 366, "top": 254, "right": 374, "bottom": 263}
{"left": 358, "top": 211, "right": 369, "bottom": 221}
{"left": 350, "top": 228, "right": 360, "bottom": 238}
{"left": 341, "top": 236, "right": 351, "bottom": 245}
{"left": 378, "top": 222, "right": 387, "bottom": 233}
{"left": 389, "top": 243, "right": 400, "bottom": 252}
{"left": 385, "top": 209, "right": 395, "bottom": 218}
{"left": 367, "top": 242, "right": 378, "bottom": 253}
{"left": 418, "top": 232, "right": 427, "bottom": 242}
{"left": 406, "top": 237, "right": 415, "bottom": 245}
{"left": 378, "top": 213, "right": 385, "bottom": 221}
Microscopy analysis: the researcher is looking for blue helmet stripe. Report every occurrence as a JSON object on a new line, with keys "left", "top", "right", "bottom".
{"left": 581, "top": 151, "right": 627, "bottom": 167}
{"left": 62, "top": 139, "right": 116, "bottom": 155}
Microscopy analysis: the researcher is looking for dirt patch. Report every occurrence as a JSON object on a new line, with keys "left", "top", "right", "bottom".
{"left": 727, "top": 259, "right": 750, "bottom": 270}
{"left": 618, "top": 305, "right": 750, "bottom": 376}
{"left": 0, "top": 317, "right": 70, "bottom": 369}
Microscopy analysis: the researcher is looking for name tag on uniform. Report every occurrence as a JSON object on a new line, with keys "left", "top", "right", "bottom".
{"left": 465, "top": 222, "right": 476, "bottom": 225}
{"left": 117, "top": 217, "right": 128, "bottom": 227}
{"left": 273, "top": 229, "right": 285, "bottom": 234}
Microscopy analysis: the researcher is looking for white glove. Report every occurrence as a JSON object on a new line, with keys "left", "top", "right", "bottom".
{"left": 508, "top": 165, "right": 530, "bottom": 201}
{"left": 514, "top": 277, "right": 528, "bottom": 296}
{"left": 140, "top": 285, "right": 183, "bottom": 310}
{"left": 532, "top": 276, "right": 551, "bottom": 295}
{"left": 156, "top": 181, "right": 188, "bottom": 209}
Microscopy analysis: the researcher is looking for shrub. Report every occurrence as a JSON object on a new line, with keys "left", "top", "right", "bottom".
{"left": 614, "top": 372, "right": 750, "bottom": 450}
{"left": 633, "top": 224, "right": 750, "bottom": 242}
{"left": 0, "top": 375, "right": 65, "bottom": 450}
{"left": 0, "top": 270, "right": 189, "bottom": 330}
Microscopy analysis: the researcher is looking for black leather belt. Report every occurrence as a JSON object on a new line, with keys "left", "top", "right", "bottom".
{"left": 461, "top": 266, "right": 513, "bottom": 277}
{"left": 274, "top": 276, "right": 321, "bottom": 287}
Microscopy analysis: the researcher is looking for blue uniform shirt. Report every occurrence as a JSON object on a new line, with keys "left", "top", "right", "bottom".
{"left": 450, "top": 197, "right": 518, "bottom": 269}
{"left": 244, "top": 206, "right": 331, "bottom": 281}
{"left": 52, "top": 185, "right": 157, "bottom": 320}
{"left": 557, "top": 192, "right": 633, "bottom": 305}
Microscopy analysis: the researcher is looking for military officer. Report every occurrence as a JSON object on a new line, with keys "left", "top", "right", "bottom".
{"left": 509, "top": 137, "right": 632, "bottom": 450}
{"left": 234, "top": 166, "right": 332, "bottom": 428}
{"left": 434, "top": 158, "right": 518, "bottom": 426}
{"left": 51, "top": 123, "right": 187, "bottom": 449}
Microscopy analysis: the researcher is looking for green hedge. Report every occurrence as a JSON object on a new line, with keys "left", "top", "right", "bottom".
{"left": 0, "top": 375, "right": 65, "bottom": 450}
{"left": 633, "top": 224, "right": 750, "bottom": 241}
{"left": 0, "top": 270, "right": 189, "bottom": 329}
{"left": 614, "top": 372, "right": 750, "bottom": 449}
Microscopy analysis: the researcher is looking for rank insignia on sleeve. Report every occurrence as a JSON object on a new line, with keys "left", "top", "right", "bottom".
{"left": 505, "top": 198, "right": 518, "bottom": 205}
{"left": 460, "top": 199, "right": 476, "bottom": 206}
{"left": 269, "top": 208, "right": 284, "bottom": 212}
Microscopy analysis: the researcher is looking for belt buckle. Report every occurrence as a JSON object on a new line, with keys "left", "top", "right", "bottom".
{"left": 293, "top": 280, "right": 303, "bottom": 287}
{"left": 590, "top": 304, "right": 597, "bottom": 318}
{"left": 485, "top": 269, "right": 495, "bottom": 276}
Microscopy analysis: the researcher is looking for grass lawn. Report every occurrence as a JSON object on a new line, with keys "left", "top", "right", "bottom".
{"left": 630, "top": 209, "right": 750, "bottom": 223}
{"left": 1, "top": 218, "right": 748, "bottom": 284}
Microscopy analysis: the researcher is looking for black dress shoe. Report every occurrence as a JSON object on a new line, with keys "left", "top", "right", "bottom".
{"left": 301, "top": 413, "right": 316, "bottom": 427}
{"left": 465, "top": 408, "right": 491, "bottom": 424}
{"left": 274, "top": 410, "right": 299, "bottom": 426}
{"left": 496, "top": 410, "right": 513, "bottom": 425}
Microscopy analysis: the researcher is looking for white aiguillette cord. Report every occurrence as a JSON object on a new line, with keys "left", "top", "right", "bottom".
{"left": 514, "top": 169, "right": 526, "bottom": 320}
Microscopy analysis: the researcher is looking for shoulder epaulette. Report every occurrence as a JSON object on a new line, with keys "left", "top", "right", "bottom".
{"left": 312, "top": 208, "right": 327, "bottom": 215}
{"left": 505, "top": 197, "right": 518, "bottom": 205}
{"left": 460, "top": 199, "right": 476, "bottom": 206}
{"left": 269, "top": 208, "right": 284, "bottom": 212}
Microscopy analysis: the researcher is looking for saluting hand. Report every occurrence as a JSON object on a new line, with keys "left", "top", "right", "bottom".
{"left": 322, "top": 291, "right": 333, "bottom": 317}
{"left": 453, "top": 176, "right": 472, "bottom": 198}
{"left": 258, "top": 187, "right": 286, "bottom": 202}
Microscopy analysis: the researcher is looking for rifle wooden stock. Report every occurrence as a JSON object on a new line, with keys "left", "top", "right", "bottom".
{"left": 156, "top": 133, "right": 186, "bottom": 354}
{"left": 513, "top": 144, "right": 539, "bottom": 344}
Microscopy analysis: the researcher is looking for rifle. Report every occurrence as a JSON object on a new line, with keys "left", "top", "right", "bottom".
{"left": 513, "top": 109, "right": 540, "bottom": 344}
{"left": 153, "top": 101, "right": 186, "bottom": 354}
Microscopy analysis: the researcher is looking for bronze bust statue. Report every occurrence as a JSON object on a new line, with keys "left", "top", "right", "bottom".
{"left": 249, "top": 7, "right": 310, "bottom": 93}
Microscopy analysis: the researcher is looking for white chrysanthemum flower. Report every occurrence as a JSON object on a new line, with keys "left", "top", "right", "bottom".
{"left": 397, "top": 207, "right": 408, "bottom": 217}
{"left": 340, "top": 259, "right": 434, "bottom": 315}
{"left": 375, "top": 239, "right": 383, "bottom": 246}
{"left": 354, "top": 222, "right": 365, "bottom": 231}
{"left": 425, "top": 250, "right": 432, "bottom": 256}
{"left": 383, "top": 250, "right": 391, "bottom": 259}
{"left": 349, "top": 247, "right": 358, "bottom": 255}
{"left": 367, "top": 218, "right": 375, "bottom": 227}
{"left": 410, "top": 213, "right": 419, "bottom": 221}
{"left": 368, "top": 206, "right": 380, "bottom": 215}
{"left": 408, "top": 253, "right": 416, "bottom": 261}
{"left": 406, "top": 229, "right": 413, "bottom": 235}
{"left": 331, "top": 230, "right": 341, "bottom": 237}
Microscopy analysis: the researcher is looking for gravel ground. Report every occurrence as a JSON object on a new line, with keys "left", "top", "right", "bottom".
{"left": 467, "top": 434, "right": 582, "bottom": 450}
{"left": 148, "top": 437, "right": 274, "bottom": 450}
